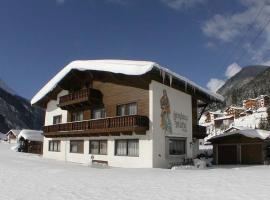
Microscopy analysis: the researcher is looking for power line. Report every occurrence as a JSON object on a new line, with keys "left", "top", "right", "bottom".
{"left": 236, "top": 16, "right": 270, "bottom": 63}
{"left": 222, "top": 4, "right": 265, "bottom": 66}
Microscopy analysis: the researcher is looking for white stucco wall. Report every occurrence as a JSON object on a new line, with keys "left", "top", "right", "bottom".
{"left": 43, "top": 132, "right": 153, "bottom": 168}
{"left": 44, "top": 90, "right": 68, "bottom": 126}
{"left": 150, "top": 80, "right": 193, "bottom": 168}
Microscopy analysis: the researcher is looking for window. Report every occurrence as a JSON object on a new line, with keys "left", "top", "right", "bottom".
{"left": 117, "top": 103, "right": 137, "bottom": 116}
{"left": 89, "top": 140, "right": 107, "bottom": 155}
{"left": 92, "top": 108, "right": 106, "bottom": 119}
{"left": 168, "top": 138, "right": 186, "bottom": 155}
{"left": 71, "top": 111, "right": 83, "bottom": 122}
{"left": 115, "top": 139, "right": 139, "bottom": 157}
{"left": 70, "top": 140, "right": 84, "bottom": 154}
{"left": 48, "top": 140, "right": 61, "bottom": 152}
{"left": 53, "top": 115, "right": 62, "bottom": 125}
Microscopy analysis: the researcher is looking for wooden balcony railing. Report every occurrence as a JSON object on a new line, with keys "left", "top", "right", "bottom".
{"left": 43, "top": 115, "right": 149, "bottom": 137}
{"left": 58, "top": 88, "right": 103, "bottom": 110}
{"left": 193, "top": 125, "right": 207, "bottom": 139}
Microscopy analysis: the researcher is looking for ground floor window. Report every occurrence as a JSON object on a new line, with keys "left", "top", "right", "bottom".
{"left": 70, "top": 140, "right": 84, "bottom": 154}
{"left": 115, "top": 139, "right": 139, "bottom": 157}
{"left": 48, "top": 140, "right": 61, "bottom": 152}
{"left": 168, "top": 138, "right": 186, "bottom": 155}
{"left": 89, "top": 140, "right": 107, "bottom": 155}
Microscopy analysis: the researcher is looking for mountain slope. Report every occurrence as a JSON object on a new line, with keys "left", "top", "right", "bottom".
{"left": 217, "top": 65, "right": 270, "bottom": 106}
{"left": 0, "top": 80, "right": 44, "bottom": 133}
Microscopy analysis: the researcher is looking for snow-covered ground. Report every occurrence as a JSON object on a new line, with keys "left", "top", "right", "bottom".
{"left": 1, "top": 143, "right": 270, "bottom": 200}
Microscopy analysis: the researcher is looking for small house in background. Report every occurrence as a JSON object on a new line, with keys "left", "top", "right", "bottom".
{"left": 209, "top": 128, "right": 270, "bottom": 165}
{"left": 214, "top": 115, "right": 234, "bottom": 131}
{"left": 225, "top": 106, "right": 245, "bottom": 119}
{"left": 18, "top": 129, "right": 43, "bottom": 155}
{"left": 6, "top": 130, "right": 21, "bottom": 143}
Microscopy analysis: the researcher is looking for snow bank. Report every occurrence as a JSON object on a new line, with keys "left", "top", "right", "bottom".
{"left": 11, "top": 144, "right": 20, "bottom": 152}
{"left": 18, "top": 130, "right": 43, "bottom": 142}
{"left": 0, "top": 133, "right": 7, "bottom": 140}
{"left": 31, "top": 60, "right": 224, "bottom": 105}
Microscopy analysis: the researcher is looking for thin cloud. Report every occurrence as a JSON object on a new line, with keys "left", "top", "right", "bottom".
{"left": 207, "top": 62, "right": 242, "bottom": 92}
{"left": 202, "top": 0, "right": 270, "bottom": 63}
{"left": 160, "top": 0, "right": 207, "bottom": 10}
{"left": 207, "top": 78, "right": 225, "bottom": 92}
{"left": 56, "top": 0, "right": 65, "bottom": 4}
{"left": 225, "top": 63, "right": 242, "bottom": 78}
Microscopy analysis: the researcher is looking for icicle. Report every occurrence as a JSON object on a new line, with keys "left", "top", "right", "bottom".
{"left": 162, "top": 70, "right": 166, "bottom": 83}
{"left": 169, "top": 74, "right": 173, "bottom": 86}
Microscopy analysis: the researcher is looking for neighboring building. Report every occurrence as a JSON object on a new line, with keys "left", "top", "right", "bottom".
{"left": 214, "top": 115, "right": 234, "bottom": 132}
{"left": 18, "top": 130, "right": 43, "bottom": 154}
{"left": 6, "top": 130, "right": 21, "bottom": 143}
{"left": 209, "top": 129, "right": 270, "bottom": 165}
{"left": 204, "top": 111, "right": 224, "bottom": 123}
{"left": 31, "top": 60, "right": 223, "bottom": 168}
{"left": 257, "top": 95, "right": 270, "bottom": 108}
{"left": 225, "top": 106, "right": 245, "bottom": 119}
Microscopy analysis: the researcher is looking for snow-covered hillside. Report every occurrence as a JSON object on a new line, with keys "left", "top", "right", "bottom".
{"left": 0, "top": 78, "right": 16, "bottom": 95}
{"left": 1, "top": 143, "right": 270, "bottom": 200}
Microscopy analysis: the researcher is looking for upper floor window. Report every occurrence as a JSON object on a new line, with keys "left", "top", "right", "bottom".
{"left": 53, "top": 115, "right": 62, "bottom": 125}
{"left": 92, "top": 108, "right": 106, "bottom": 119}
{"left": 117, "top": 103, "right": 137, "bottom": 116}
{"left": 71, "top": 111, "right": 83, "bottom": 122}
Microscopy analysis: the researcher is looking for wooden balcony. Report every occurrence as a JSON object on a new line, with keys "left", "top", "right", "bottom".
{"left": 43, "top": 115, "right": 149, "bottom": 138}
{"left": 193, "top": 125, "right": 207, "bottom": 139}
{"left": 58, "top": 88, "right": 103, "bottom": 110}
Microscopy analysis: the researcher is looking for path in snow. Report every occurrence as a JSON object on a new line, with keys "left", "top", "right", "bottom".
{"left": 0, "top": 143, "right": 270, "bottom": 200}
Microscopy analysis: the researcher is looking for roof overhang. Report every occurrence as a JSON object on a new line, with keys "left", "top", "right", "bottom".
{"left": 31, "top": 60, "right": 224, "bottom": 107}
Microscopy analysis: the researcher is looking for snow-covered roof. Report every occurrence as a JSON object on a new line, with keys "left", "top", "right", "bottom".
{"left": 31, "top": 60, "right": 224, "bottom": 105}
{"left": 18, "top": 129, "right": 43, "bottom": 142}
{"left": 226, "top": 106, "right": 245, "bottom": 110}
{"left": 214, "top": 115, "right": 234, "bottom": 121}
{"left": 209, "top": 128, "right": 270, "bottom": 141}
{"left": 224, "top": 126, "right": 247, "bottom": 133}
{"left": 6, "top": 129, "right": 21, "bottom": 136}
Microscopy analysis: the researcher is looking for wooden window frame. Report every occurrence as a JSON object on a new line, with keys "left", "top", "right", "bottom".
{"left": 91, "top": 108, "right": 106, "bottom": 119}
{"left": 116, "top": 102, "right": 138, "bottom": 116}
{"left": 71, "top": 111, "right": 84, "bottom": 122}
{"left": 70, "top": 140, "right": 84, "bottom": 154}
{"left": 115, "top": 139, "right": 139, "bottom": 157}
{"left": 48, "top": 140, "right": 61, "bottom": 152}
{"left": 89, "top": 140, "right": 107, "bottom": 155}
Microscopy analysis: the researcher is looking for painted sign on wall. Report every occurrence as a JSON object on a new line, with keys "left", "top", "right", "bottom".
{"left": 160, "top": 89, "right": 189, "bottom": 135}
{"left": 160, "top": 89, "right": 172, "bottom": 134}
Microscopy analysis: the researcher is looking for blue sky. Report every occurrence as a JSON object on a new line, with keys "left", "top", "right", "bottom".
{"left": 1, "top": 0, "right": 270, "bottom": 99}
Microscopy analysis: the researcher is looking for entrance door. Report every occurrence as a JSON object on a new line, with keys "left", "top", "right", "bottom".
{"left": 241, "top": 144, "right": 262, "bottom": 164}
{"left": 218, "top": 145, "right": 237, "bottom": 164}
